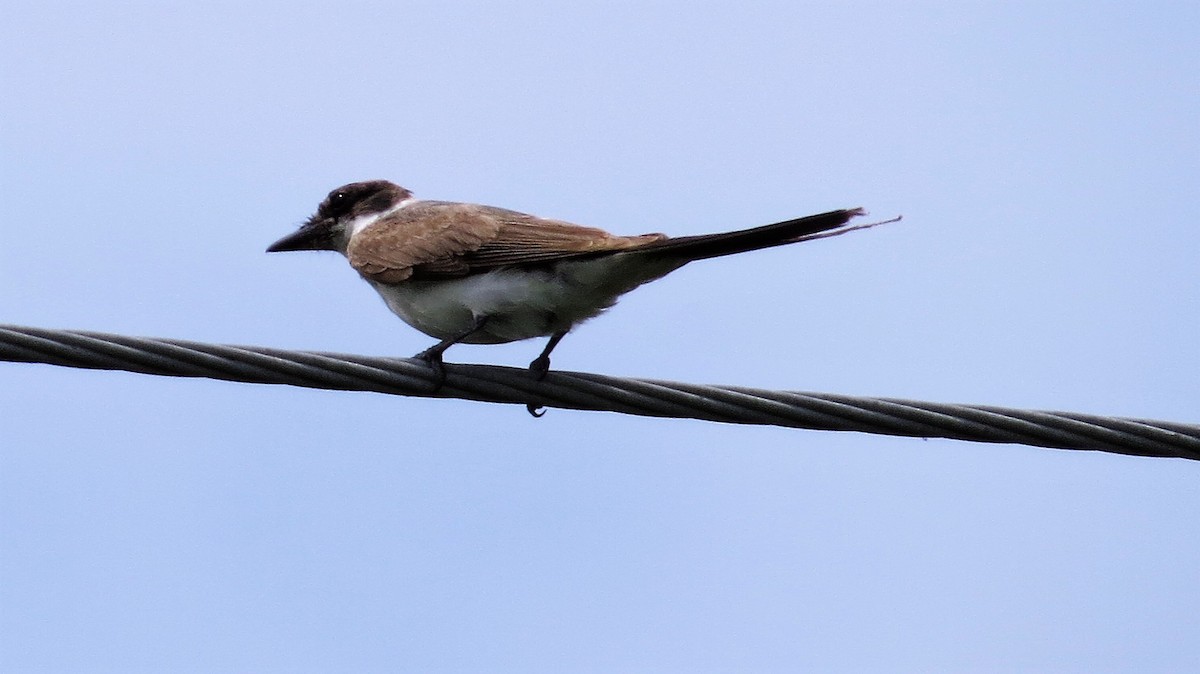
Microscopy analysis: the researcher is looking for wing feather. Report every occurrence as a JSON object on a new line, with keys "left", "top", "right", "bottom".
{"left": 347, "top": 201, "right": 665, "bottom": 282}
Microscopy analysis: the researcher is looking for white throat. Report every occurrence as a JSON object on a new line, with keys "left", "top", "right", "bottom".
{"left": 346, "top": 197, "right": 417, "bottom": 238}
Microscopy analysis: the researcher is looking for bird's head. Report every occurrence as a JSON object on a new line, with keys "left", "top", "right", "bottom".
{"left": 267, "top": 180, "right": 412, "bottom": 254}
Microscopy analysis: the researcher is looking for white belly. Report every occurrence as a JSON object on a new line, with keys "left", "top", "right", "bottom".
{"left": 366, "top": 255, "right": 683, "bottom": 344}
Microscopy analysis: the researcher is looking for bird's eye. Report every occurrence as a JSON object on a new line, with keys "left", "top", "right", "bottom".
{"left": 324, "top": 190, "right": 353, "bottom": 218}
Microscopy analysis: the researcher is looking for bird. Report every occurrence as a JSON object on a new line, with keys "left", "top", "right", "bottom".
{"left": 267, "top": 180, "right": 887, "bottom": 382}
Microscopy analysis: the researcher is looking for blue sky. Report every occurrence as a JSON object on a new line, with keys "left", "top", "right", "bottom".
{"left": 2, "top": 2, "right": 1198, "bottom": 671}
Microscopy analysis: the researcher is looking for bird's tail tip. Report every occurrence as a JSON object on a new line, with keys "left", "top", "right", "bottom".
{"left": 792, "top": 210, "right": 901, "bottom": 244}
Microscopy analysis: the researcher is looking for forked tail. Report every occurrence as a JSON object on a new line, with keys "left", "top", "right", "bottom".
{"left": 637, "top": 208, "right": 895, "bottom": 262}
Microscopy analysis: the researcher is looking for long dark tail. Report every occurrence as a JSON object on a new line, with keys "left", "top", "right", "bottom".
{"left": 636, "top": 208, "right": 878, "bottom": 262}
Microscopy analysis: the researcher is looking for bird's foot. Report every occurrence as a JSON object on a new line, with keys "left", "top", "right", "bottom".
{"left": 527, "top": 330, "right": 567, "bottom": 382}
{"left": 528, "top": 355, "right": 552, "bottom": 381}
{"left": 525, "top": 358, "right": 551, "bottom": 417}
{"left": 526, "top": 356, "right": 552, "bottom": 417}
{"left": 413, "top": 347, "right": 448, "bottom": 390}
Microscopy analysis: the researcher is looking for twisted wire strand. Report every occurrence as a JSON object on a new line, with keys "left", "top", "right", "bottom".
{"left": 2, "top": 324, "right": 1197, "bottom": 461}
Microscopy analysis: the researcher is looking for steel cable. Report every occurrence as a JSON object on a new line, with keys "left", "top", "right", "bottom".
{"left": 2, "top": 324, "right": 1197, "bottom": 461}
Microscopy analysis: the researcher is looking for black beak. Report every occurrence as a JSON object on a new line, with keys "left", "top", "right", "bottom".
{"left": 266, "top": 219, "right": 333, "bottom": 253}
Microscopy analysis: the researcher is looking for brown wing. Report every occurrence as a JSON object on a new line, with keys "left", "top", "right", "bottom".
{"left": 346, "top": 200, "right": 665, "bottom": 282}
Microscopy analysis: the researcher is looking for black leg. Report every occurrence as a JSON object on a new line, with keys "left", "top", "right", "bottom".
{"left": 528, "top": 330, "right": 568, "bottom": 381}
{"left": 525, "top": 330, "right": 569, "bottom": 417}
{"left": 414, "top": 316, "right": 489, "bottom": 387}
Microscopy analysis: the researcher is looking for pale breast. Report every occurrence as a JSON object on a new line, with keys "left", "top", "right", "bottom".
{"left": 367, "top": 267, "right": 607, "bottom": 344}
{"left": 365, "top": 252, "right": 687, "bottom": 344}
